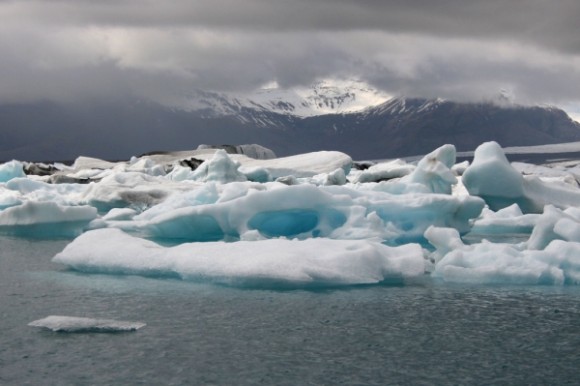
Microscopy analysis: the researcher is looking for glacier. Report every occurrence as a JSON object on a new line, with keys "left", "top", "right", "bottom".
{"left": 4, "top": 141, "right": 580, "bottom": 287}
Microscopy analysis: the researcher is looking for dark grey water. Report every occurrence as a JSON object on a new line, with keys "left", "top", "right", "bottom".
{"left": 2, "top": 236, "right": 580, "bottom": 386}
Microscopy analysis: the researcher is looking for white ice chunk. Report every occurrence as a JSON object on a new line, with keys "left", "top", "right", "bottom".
{"left": 126, "top": 157, "right": 166, "bottom": 176}
{"left": 53, "top": 228, "right": 426, "bottom": 287}
{"left": 310, "top": 168, "right": 347, "bottom": 186}
{"left": 0, "top": 187, "right": 22, "bottom": 209}
{"left": 167, "top": 150, "right": 351, "bottom": 182}
{"left": 134, "top": 183, "right": 220, "bottom": 221}
{"left": 523, "top": 205, "right": 580, "bottom": 250}
{"left": 240, "top": 166, "right": 272, "bottom": 183}
{"left": 0, "top": 201, "right": 97, "bottom": 237}
{"left": 238, "top": 151, "right": 352, "bottom": 179}
{"left": 102, "top": 208, "right": 138, "bottom": 221}
{"left": 554, "top": 218, "right": 580, "bottom": 242}
{"left": 4, "top": 177, "right": 90, "bottom": 207}
{"left": 463, "top": 142, "right": 529, "bottom": 209}
{"left": 0, "top": 160, "right": 26, "bottom": 182}
{"left": 197, "top": 144, "right": 277, "bottom": 159}
{"left": 189, "top": 150, "right": 247, "bottom": 183}
{"left": 470, "top": 204, "right": 539, "bottom": 235}
{"left": 463, "top": 141, "right": 580, "bottom": 213}
{"left": 526, "top": 205, "right": 576, "bottom": 250}
{"left": 451, "top": 161, "right": 470, "bottom": 176}
{"left": 403, "top": 144, "right": 457, "bottom": 194}
{"left": 28, "top": 315, "right": 146, "bottom": 332}
{"left": 72, "top": 156, "right": 119, "bottom": 171}
{"left": 425, "top": 226, "right": 580, "bottom": 285}
{"left": 82, "top": 172, "right": 173, "bottom": 212}
{"left": 512, "top": 162, "right": 578, "bottom": 188}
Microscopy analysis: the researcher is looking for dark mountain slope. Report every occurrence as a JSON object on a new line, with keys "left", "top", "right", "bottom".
{"left": 0, "top": 97, "right": 578, "bottom": 161}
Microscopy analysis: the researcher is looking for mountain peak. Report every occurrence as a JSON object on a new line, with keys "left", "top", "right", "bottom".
{"left": 171, "top": 79, "right": 392, "bottom": 118}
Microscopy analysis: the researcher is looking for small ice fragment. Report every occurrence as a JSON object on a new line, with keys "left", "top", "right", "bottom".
{"left": 28, "top": 315, "right": 146, "bottom": 333}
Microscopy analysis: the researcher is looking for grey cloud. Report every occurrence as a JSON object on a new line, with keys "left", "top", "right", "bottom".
{"left": 7, "top": 0, "right": 580, "bottom": 53}
{"left": 0, "top": 1, "right": 579, "bottom": 108}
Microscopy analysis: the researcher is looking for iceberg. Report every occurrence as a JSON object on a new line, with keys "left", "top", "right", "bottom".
{"left": 0, "top": 160, "right": 26, "bottom": 182}
{"left": 425, "top": 226, "right": 580, "bottom": 285}
{"left": 28, "top": 315, "right": 146, "bottom": 332}
{"left": 107, "top": 182, "right": 484, "bottom": 244}
{"left": 53, "top": 228, "right": 425, "bottom": 287}
{"left": 402, "top": 144, "right": 457, "bottom": 194}
{"left": 4, "top": 140, "right": 580, "bottom": 287}
{"left": 470, "top": 204, "right": 539, "bottom": 236}
{"left": 0, "top": 201, "right": 97, "bottom": 238}
{"left": 179, "top": 149, "right": 248, "bottom": 183}
{"left": 463, "top": 141, "right": 580, "bottom": 212}
{"left": 196, "top": 144, "right": 277, "bottom": 159}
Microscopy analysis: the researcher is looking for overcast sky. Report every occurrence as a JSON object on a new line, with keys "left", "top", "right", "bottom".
{"left": 1, "top": 0, "right": 579, "bottom": 114}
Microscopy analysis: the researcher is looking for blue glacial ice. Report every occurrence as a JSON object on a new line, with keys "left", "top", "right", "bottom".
{"left": 4, "top": 141, "right": 580, "bottom": 286}
{"left": 0, "top": 160, "right": 26, "bottom": 182}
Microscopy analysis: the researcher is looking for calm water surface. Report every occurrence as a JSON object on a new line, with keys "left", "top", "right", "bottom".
{"left": 1, "top": 236, "right": 580, "bottom": 385}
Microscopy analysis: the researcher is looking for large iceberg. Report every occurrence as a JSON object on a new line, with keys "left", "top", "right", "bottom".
{"left": 54, "top": 228, "right": 425, "bottom": 287}
{"left": 3, "top": 141, "right": 580, "bottom": 287}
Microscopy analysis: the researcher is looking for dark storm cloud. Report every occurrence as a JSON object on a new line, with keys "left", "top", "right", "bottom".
{"left": 0, "top": 0, "right": 579, "bottom": 107}
{"left": 7, "top": 0, "right": 580, "bottom": 53}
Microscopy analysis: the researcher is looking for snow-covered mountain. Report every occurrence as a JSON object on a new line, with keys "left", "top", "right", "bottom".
{"left": 1, "top": 81, "right": 580, "bottom": 162}
{"left": 171, "top": 79, "right": 392, "bottom": 118}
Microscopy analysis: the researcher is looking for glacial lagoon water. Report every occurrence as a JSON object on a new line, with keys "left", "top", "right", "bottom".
{"left": 2, "top": 235, "right": 580, "bottom": 386}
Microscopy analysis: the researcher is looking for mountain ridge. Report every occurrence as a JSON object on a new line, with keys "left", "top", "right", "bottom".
{"left": 0, "top": 88, "right": 579, "bottom": 162}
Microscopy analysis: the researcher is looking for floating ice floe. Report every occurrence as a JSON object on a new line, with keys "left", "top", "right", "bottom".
{"left": 53, "top": 228, "right": 425, "bottom": 287}
{"left": 28, "top": 315, "right": 146, "bottom": 332}
{"left": 0, "top": 201, "right": 97, "bottom": 238}
{"left": 4, "top": 141, "right": 580, "bottom": 287}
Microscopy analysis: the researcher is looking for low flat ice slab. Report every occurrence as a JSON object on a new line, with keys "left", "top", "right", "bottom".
{"left": 28, "top": 315, "right": 146, "bottom": 333}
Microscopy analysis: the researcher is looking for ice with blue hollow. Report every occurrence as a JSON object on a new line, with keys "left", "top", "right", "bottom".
{"left": 6, "top": 140, "right": 580, "bottom": 287}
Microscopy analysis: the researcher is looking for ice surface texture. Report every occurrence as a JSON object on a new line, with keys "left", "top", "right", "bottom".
{"left": 54, "top": 228, "right": 425, "bottom": 287}
{"left": 28, "top": 315, "right": 146, "bottom": 332}
{"left": 4, "top": 141, "right": 580, "bottom": 287}
{"left": 426, "top": 226, "right": 580, "bottom": 285}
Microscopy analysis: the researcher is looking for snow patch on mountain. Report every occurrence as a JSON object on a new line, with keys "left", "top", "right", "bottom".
{"left": 170, "top": 79, "right": 392, "bottom": 118}
{"left": 362, "top": 97, "right": 446, "bottom": 118}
